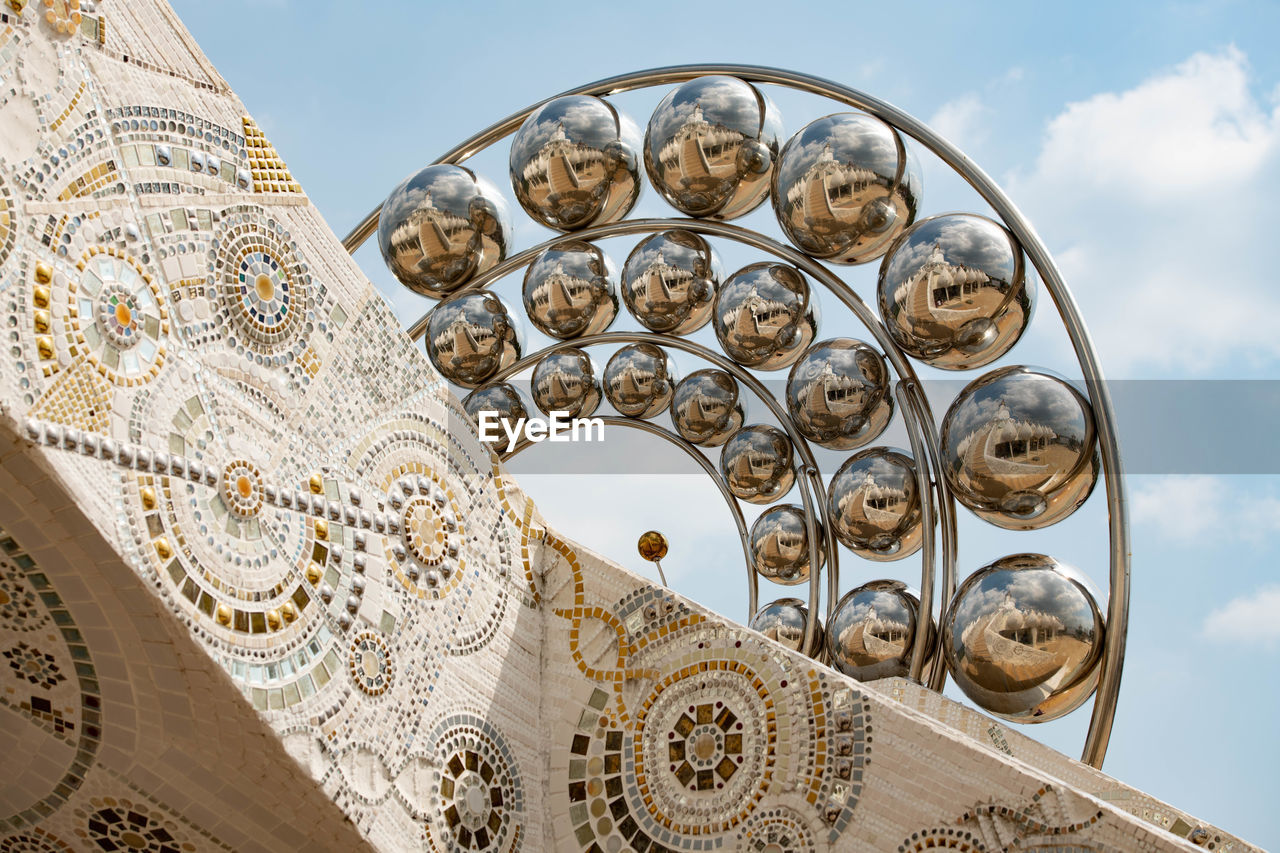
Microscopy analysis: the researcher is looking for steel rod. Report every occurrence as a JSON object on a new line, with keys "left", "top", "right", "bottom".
{"left": 896, "top": 381, "right": 935, "bottom": 684}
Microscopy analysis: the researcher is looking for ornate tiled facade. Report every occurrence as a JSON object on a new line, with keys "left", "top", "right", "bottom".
{"left": 0, "top": 2, "right": 1259, "bottom": 851}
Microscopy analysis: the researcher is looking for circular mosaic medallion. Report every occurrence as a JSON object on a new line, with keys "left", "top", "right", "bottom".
{"left": 430, "top": 718, "right": 523, "bottom": 852}
{"left": 898, "top": 828, "right": 988, "bottom": 852}
{"left": 67, "top": 247, "right": 166, "bottom": 385}
{"left": 0, "top": 830, "right": 75, "bottom": 853}
{"left": 3, "top": 641, "right": 64, "bottom": 689}
{"left": 74, "top": 799, "right": 195, "bottom": 853}
{"left": 220, "top": 459, "right": 264, "bottom": 518}
{"left": 736, "top": 805, "right": 818, "bottom": 852}
{"left": 212, "top": 208, "right": 309, "bottom": 354}
{"left": 384, "top": 472, "right": 466, "bottom": 599}
{"left": 348, "top": 631, "right": 394, "bottom": 696}
{"left": 635, "top": 661, "right": 774, "bottom": 834}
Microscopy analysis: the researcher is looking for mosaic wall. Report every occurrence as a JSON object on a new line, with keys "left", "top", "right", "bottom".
{"left": 0, "top": 2, "right": 1256, "bottom": 851}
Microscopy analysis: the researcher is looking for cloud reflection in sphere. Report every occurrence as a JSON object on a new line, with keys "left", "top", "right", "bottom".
{"left": 522, "top": 240, "right": 619, "bottom": 339}
{"left": 750, "top": 597, "right": 824, "bottom": 658}
{"left": 713, "top": 262, "right": 819, "bottom": 371}
{"left": 509, "top": 95, "right": 642, "bottom": 231}
{"left": 827, "top": 447, "right": 922, "bottom": 561}
{"left": 378, "top": 164, "right": 512, "bottom": 298}
{"left": 772, "top": 112, "right": 921, "bottom": 265}
{"left": 602, "top": 343, "right": 675, "bottom": 419}
{"left": 943, "top": 554, "right": 1105, "bottom": 723}
{"left": 878, "top": 214, "right": 1033, "bottom": 369}
{"left": 941, "top": 366, "right": 1099, "bottom": 530}
{"left": 827, "top": 580, "right": 931, "bottom": 681}
{"left": 620, "top": 230, "right": 722, "bottom": 335}
{"left": 424, "top": 291, "right": 522, "bottom": 389}
{"left": 670, "top": 369, "right": 745, "bottom": 447}
{"left": 462, "top": 382, "right": 529, "bottom": 451}
{"left": 530, "top": 347, "right": 602, "bottom": 418}
{"left": 719, "top": 424, "right": 796, "bottom": 505}
{"left": 749, "top": 503, "right": 822, "bottom": 586}
{"left": 786, "top": 338, "right": 892, "bottom": 450}
{"left": 644, "top": 75, "right": 784, "bottom": 219}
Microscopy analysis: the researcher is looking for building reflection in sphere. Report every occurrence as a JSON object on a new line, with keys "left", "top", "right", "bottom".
{"left": 943, "top": 554, "right": 1105, "bottom": 723}
{"left": 670, "top": 370, "right": 745, "bottom": 447}
{"left": 772, "top": 112, "right": 921, "bottom": 265}
{"left": 786, "top": 338, "right": 892, "bottom": 450}
{"left": 749, "top": 503, "right": 822, "bottom": 586}
{"left": 620, "top": 230, "right": 722, "bottom": 335}
{"left": 713, "top": 262, "right": 818, "bottom": 371}
{"left": 509, "top": 95, "right": 641, "bottom": 231}
{"left": 378, "top": 164, "right": 511, "bottom": 298}
{"left": 827, "top": 580, "right": 931, "bottom": 682}
{"left": 603, "top": 343, "right": 675, "bottom": 419}
{"left": 878, "top": 213, "right": 1033, "bottom": 370}
{"left": 425, "top": 291, "right": 522, "bottom": 389}
{"left": 462, "top": 382, "right": 528, "bottom": 450}
{"left": 644, "top": 75, "right": 784, "bottom": 220}
{"left": 719, "top": 424, "right": 796, "bottom": 505}
{"left": 530, "top": 348, "right": 602, "bottom": 418}
{"left": 941, "top": 366, "right": 1099, "bottom": 530}
{"left": 522, "top": 240, "right": 619, "bottom": 340}
{"left": 827, "top": 447, "right": 922, "bottom": 561}
{"left": 750, "top": 597, "right": 824, "bottom": 658}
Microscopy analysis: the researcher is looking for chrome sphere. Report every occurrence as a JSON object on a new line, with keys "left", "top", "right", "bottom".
{"left": 750, "top": 597, "right": 824, "bottom": 658}
{"left": 620, "top": 230, "right": 722, "bottom": 335}
{"left": 941, "top": 366, "right": 1099, "bottom": 530}
{"left": 522, "top": 240, "right": 619, "bottom": 339}
{"left": 719, "top": 424, "right": 796, "bottom": 505}
{"left": 827, "top": 580, "right": 931, "bottom": 682}
{"left": 943, "top": 554, "right": 1105, "bottom": 723}
{"left": 785, "top": 338, "right": 892, "bottom": 450}
{"left": 750, "top": 503, "right": 822, "bottom": 586}
{"left": 878, "top": 213, "right": 1033, "bottom": 369}
{"left": 462, "top": 382, "right": 528, "bottom": 450}
{"left": 713, "top": 262, "right": 819, "bottom": 371}
{"left": 424, "top": 291, "right": 523, "bottom": 389}
{"left": 530, "top": 347, "right": 602, "bottom": 418}
{"left": 509, "top": 95, "right": 642, "bottom": 231}
{"left": 602, "top": 343, "right": 675, "bottom": 419}
{"left": 670, "top": 369, "right": 745, "bottom": 447}
{"left": 772, "top": 113, "right": 921, "bottom": 265}
{"left": 644, "top": 75, "right": 783, "bottom": 219}
{"left": 378, "top": 164, "right": 512, "bottom": 298}
{"left": 827, "top": 447, "right": 922, "bottom": 561}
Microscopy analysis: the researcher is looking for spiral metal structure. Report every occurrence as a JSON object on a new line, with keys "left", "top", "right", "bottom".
{"left": 344, "top": 65, "right": 1129, "bottom": 770}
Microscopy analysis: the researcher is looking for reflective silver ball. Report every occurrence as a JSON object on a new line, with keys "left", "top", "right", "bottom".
{"left": 941, "top": 366, "right": 1099, "bottom": 530}
{"left": 462, "top": 382, "right": 529, "bottom": 451}
{"left": 603, "top": 343, "right": 675, "bottom": 419}
{"left": 509, "top": 95, "right": 642, "bottom": 231}
{"left": 522, "top": 239, "right": 619, "bottom": 339}
{"left": 714, "top": 262, "right": 819, "bottom": 371}
{"left": 943, "top": 554, "right": 1105, "bottom": 723}
{"left": 531, "top": 347, "right": 602, "bottom": 418}
{"left": 827, "top": 580, "right": 932, "bottom": 681}
{"left": 620, "top": 230, "right": 722, "bottom": 335}
{"left": 719, "top": 424, "right": 796, "bottom": 505}
{"left": 827, "top": 447, "right": 922, "bottom": 561}
{"left": 749, "top": 503, "right": 822, "bottom": 586}
{"left": 378, "top": 164, "right": 512, "bottom": 299}
{"left": 670, "top": 369, "right": 745, "bottom": 447}
{"left": 750, "top": 597, "right": 824, "bottom": 658}
{"left": 644, "top": 75, "right": 783, "bottom": 220}
{"left": 424, "top": 290, "right": 523, "bottom": 389}
{"left": 772, "top": 113, "right": 921, "bottom": 265}
{"left": 879, "top": 213, "right": 1033, "bottom": 370}
{"left": 786, "top": 338, "right": 892, "bottom": 450}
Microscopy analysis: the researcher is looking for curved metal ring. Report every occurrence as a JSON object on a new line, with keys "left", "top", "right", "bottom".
{"left": 349, "top": 64, "right": 1127, "bottom": 769}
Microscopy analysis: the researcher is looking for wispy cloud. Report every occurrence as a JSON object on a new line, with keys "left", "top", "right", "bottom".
{"left": 1130, "top": 475, "right": 1280, "bottom": 543}
{"left": 1203, "top": 585, "right": 1280, "bottom": 646}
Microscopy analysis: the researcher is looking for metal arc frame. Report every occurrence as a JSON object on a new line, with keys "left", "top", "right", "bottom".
{"left": 346, "top": 64, "right": 1128, "bottom": 770}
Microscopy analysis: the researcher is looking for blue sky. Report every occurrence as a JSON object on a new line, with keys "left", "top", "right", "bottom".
{"left": 170, "top": 0, "right": 1279, "bottom": 845}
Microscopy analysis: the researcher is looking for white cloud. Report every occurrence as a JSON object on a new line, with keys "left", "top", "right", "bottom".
{"left": 1007, "top": 48, "right": 1280, "bottom": 375}
{"left": 1202, "top": 585, "right": 1280, "bottom": 645}
{"left": 1130, "top": 475, "right": 1280, "bottom": 543}
{"left": 929, "top": 93, "right": 990, "bottom": 152}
